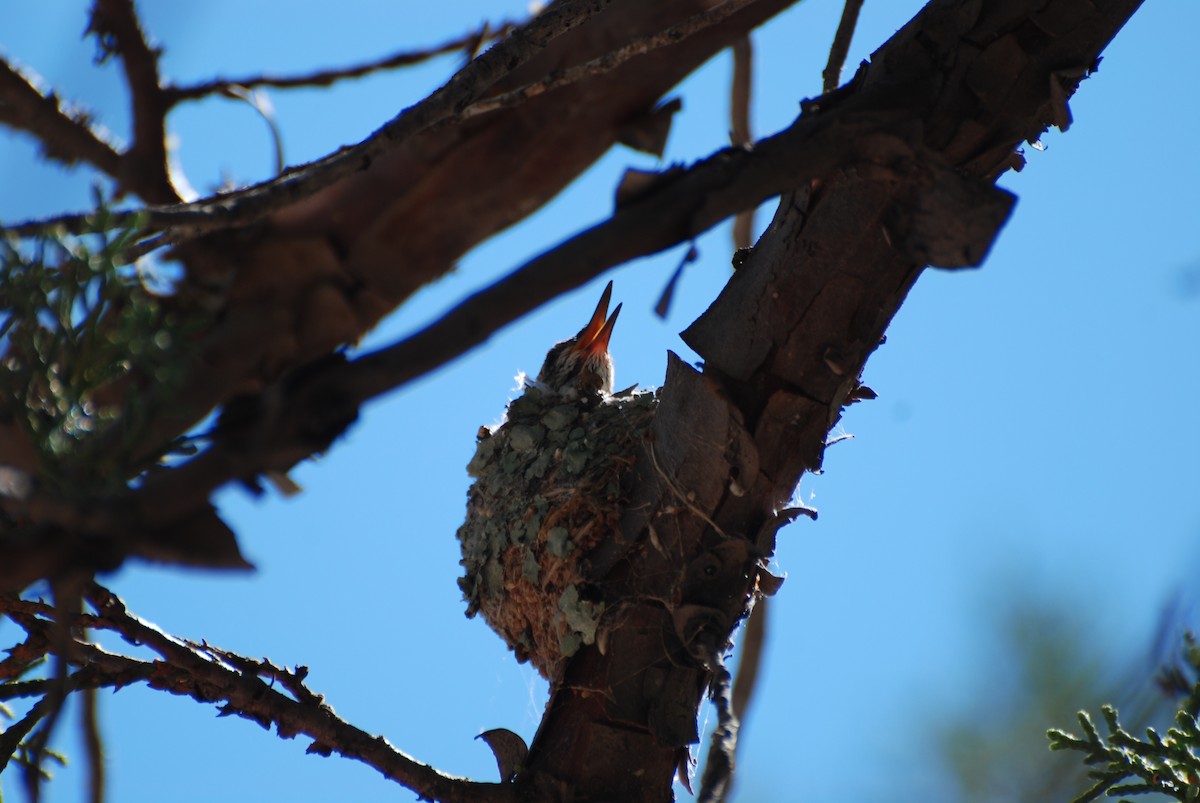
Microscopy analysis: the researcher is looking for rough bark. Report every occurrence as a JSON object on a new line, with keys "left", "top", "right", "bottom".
{"left": 0, "top": 0, "right": 800, "bottom": 588}
{"left": 0, "top": 0, "right": 1148, "bottom": 800}
{"left": 517, "top": 1, "right": 1142, "bottom": 799}
{"left": 138, "top": 0, "right": 801, "bottom": 453}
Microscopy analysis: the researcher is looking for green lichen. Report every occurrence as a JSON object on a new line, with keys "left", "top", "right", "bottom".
{"left": 456, "top": 384, "right": 657, "bottom": 678}
{"left": 546, "top": 527, "right": 572, "bottom": 558}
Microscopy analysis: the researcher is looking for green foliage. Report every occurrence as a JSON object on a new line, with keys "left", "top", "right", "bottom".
{"left": 1049, "top": 634, "right": 1200, "bottom": 802}
{"left": 0, "top": 199, "right": 196, "bottom": 491}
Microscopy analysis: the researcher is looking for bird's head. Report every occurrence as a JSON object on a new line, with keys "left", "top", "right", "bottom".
{"left": 535, "top": 281, "right": 621, "bottom": 398}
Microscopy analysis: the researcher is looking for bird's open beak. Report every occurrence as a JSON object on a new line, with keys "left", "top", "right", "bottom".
{"left": 575, "top": 281, "right": 621, "bottom": 358}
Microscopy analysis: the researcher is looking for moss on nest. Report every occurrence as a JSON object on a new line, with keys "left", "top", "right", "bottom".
{"left": 457, "top": 385, "right": 657, "bottom": 680}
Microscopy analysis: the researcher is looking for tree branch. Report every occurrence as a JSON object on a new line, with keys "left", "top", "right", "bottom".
{"left": 822, "top": 0, "right": 864, "bottom": 93}
{"left": 0, "top": 108, "right": 875, "bottom": 585}
{"left": 0, "top": 59, "right": 123, "bottom": 175}
{"left": 4, "top": 0, "right": 1135, "bottom": 599}
{"left": 520, "top": 0, "right": 1144, "bottom": 796}
{"left": 0, "top": 586, "right": 517, "bottom": 803}
{"left": 729, "top": 35, "right": 754, "bottom": 249}
{"left": 0, "top": 0, "right": 1030, "bottom": 588}
{"left": 87, "top": 0, "right": 178, "bottom": 203}
{"left": 1, "top": 0, "right": 762, "bottom": 243}
{"left": 1, "top": 0, "right": 615, "bottom": 237}
{"left": 459, "top": 0, "right": 761, "bottom": 120}
{"left": 163, "top": 21, "right": 516, "bottom": 104}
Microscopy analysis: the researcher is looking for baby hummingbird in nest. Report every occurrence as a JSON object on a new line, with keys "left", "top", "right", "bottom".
{"left": 535, "top": 281, "right": 621, "bottom": 397}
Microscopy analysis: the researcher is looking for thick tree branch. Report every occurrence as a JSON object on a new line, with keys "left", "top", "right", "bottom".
{"left": 0, "top": 0, "right": 1132, "bottom": 591}
{"left": 88, "top": 0, "right": 179, "bottom": 203}
{"left": 0, "top": 111, "right": 882, "bottom": 589}
{"left": 1, "top": 0, "right": 803, "bottom": 593}
{"left": 520, "top": 0, "right": 1144, "bottom": 798}
{"left": 822, "top": 0, "right": 864, "bottom": 92}
{"left": 1, "top": 0, "right": 761, "bottom": 242}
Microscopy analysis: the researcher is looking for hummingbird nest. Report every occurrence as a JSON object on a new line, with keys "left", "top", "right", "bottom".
{"left": 457, "top": 383, "right": 657, "bottom": 680}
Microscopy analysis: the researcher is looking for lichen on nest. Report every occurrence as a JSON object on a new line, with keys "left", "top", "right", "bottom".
{"left": 457, "top": 384, "right": 657, "bottom": 680}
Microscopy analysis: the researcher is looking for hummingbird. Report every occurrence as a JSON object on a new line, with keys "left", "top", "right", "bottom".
{"left": 534, "top": 281, "right": 622, "bottom": 398}
{"left": 459, "top": 279, "right": 652, "bottom": 679}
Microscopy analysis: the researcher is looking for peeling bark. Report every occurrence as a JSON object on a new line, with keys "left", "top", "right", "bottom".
{"left": 0, "top": 0, "right": 1148, "bottom": 799}
{"left": 152, "top": 0, "right": 800, "bottom": 447}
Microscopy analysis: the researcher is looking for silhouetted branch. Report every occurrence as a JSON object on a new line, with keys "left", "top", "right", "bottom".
{"left": 730, "top": 596, "right": 766, "bottom": 725}
{"left": 81, "top": 686, "right": 104, "bottom": 803}
{"left": 822, "top": 0, "right": 863, "bottom": 93}
{"left": 459, "top": 0, "right": 761, "bottom": 120}
{"left": 87, "top": 0, "right": 178, "bottom": 203}
{"left": 0, "top": 60, "right": 123, "bottom": 174}
{"left": 164, "top": 21, "right": 516, "bottom": 104}
{"left": 0, "top": 585, "right": 517, "bottom": 803}
{"left": 729, "top": 36, "right": 754, "bottom": 249}
{"left": 0, "top": 48, "right": 994, "bottom": 586}
{"left": 0, "top": 0, "right": 615, "bottom": 238}
{"left": 697, "top": 651, "right": 738, "bottom": 803}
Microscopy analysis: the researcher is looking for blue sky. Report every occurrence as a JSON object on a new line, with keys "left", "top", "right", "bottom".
{"left": 3, "top": 2, "right": 1199, "bottom": 801}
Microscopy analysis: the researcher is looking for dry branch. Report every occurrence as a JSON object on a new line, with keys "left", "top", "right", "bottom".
{"left": 0, "top": 586, "right": 516, "bottom": 803}
{"left": 0, "top": 109, "right": 910, "bottom": 590}
{"left": 4, "top": 0, "right": 801, "bottom": 592}
{"left": 729, "top": 36, "right": 754, "bottom": 250}
{"left": 163, "top": 22, "right": 515, "bottom": 104}
{"left": 460, "top": 0, "right": 762, "bottom": 120}
{"left": 519, "top": 0, "right": 1143, "bottom": 798}
{"left": 0, "top": 1, "right": 1150, "bottom": 800}
{"left": 0, "top": 0, "right": 614, "bottom": 240}
{"left": 822, "top": 0, "right": 864, "bottom": 93}
{"left": 0, "top": 60, "right": 123, "bottom": 174}
{"left": 1, "top": 0, "right": 770, "bottom": 243}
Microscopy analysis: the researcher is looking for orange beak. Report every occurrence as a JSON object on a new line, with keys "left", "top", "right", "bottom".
{"left": 574, "top": 281, "right": 621, "bottom": 358}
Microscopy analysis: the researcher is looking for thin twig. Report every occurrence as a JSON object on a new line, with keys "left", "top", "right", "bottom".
{"left": 729, "top": 36, "right": 755, "bottom": 250}
{"left": 0, "top": 585, "right": 518, "bottom": 803}
{"left": 163, "top": 22, "right": 516, "bottom": 104}
{"left": 22, "top": 574, "right": 87, "bottom": 803}
{"left": 22, "top": 657, "right": 66, "bottom": 803}
{"left": 223, "top": 86, "right": 286, "bottom": 176}
{"left": 714, "top": 595, "right": 768, "bottom": 802}
{"left": 0, "top": 696, "right": 50, "bottom": 772}
{"left": 822, "top": 0, "right": 864, "bottom": 93}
